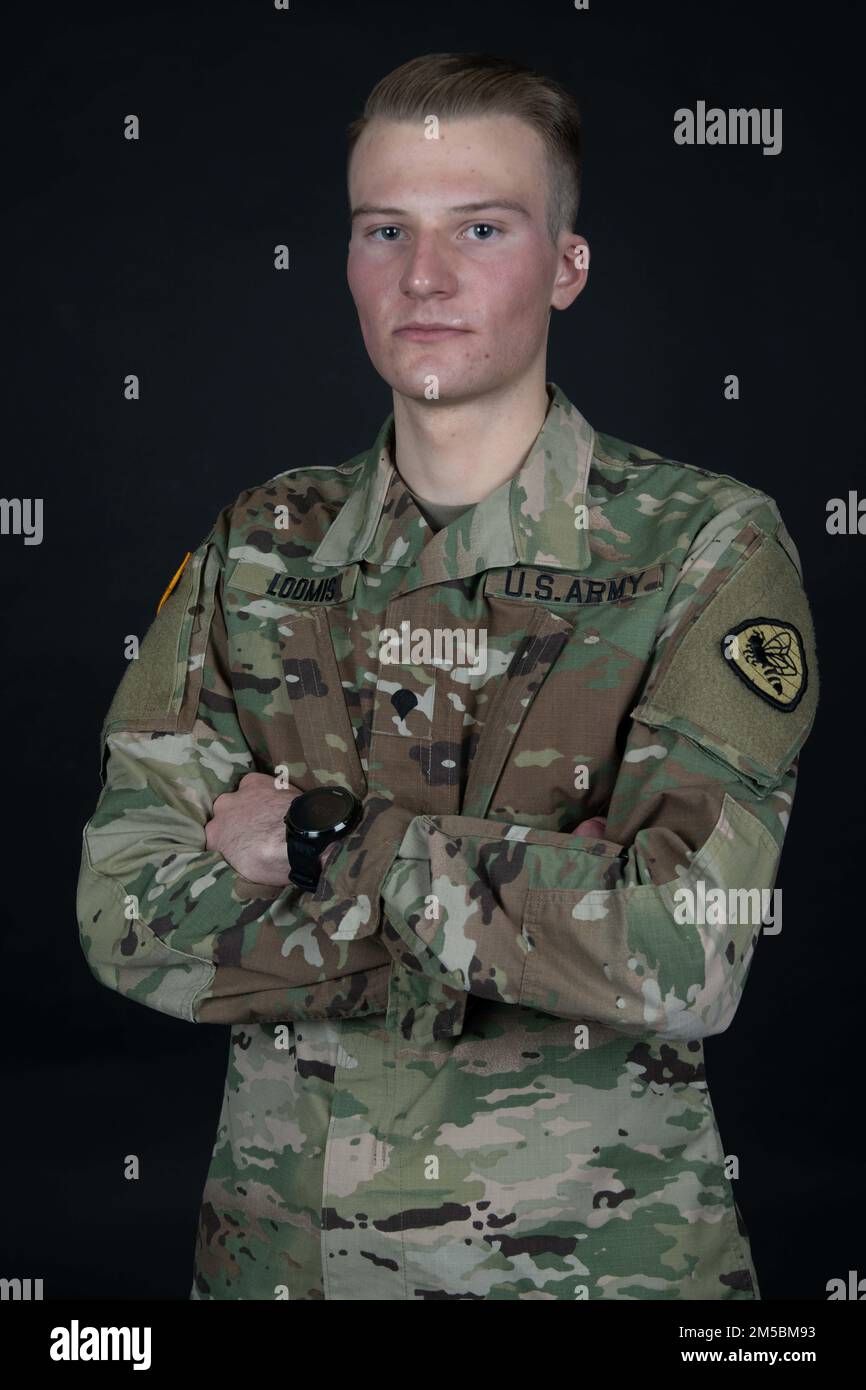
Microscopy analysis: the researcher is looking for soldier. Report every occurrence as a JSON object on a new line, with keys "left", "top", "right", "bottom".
{"left": 77, "top": 52, "right": 819, "bottom": 1300}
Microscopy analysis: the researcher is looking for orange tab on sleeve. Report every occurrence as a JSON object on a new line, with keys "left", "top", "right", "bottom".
{"left": 157, "top": 551, "right": 191, "bottom": 615}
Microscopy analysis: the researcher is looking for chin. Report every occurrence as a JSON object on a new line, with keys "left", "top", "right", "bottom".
{"left": 382, "top": 362, "right": 491, "bottom": 403}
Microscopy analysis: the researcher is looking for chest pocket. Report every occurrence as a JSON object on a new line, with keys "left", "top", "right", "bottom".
{"left": 471, "top": 566, "right": 667, "bottom": 824}
{"left": 223, "top": 558, "right": 365, "bottom": 796}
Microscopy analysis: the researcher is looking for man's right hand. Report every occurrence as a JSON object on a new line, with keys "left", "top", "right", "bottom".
{"left": 572, "top": 816, "right": 607, "bottom": 838}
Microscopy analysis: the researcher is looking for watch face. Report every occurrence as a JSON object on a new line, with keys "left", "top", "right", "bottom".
{"left": 289, "top": 786, "right": 357, "bottom": 837}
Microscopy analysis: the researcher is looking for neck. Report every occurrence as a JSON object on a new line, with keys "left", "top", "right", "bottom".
{"left": 391, "top": 372, "right": 552, "bottom": 505}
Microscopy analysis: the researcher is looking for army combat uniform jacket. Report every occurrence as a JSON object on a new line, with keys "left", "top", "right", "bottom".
{"left": 77, "top": 383, "right": 819, "bottom": 1300}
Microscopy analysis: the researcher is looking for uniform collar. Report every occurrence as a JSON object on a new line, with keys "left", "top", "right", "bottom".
{"left": 311, "top": 381, "right": 595, "bottom": 576}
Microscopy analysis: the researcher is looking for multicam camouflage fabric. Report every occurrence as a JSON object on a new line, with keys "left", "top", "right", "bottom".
{"left": 77, "top": 382, "right": 819, "bottom": 1299}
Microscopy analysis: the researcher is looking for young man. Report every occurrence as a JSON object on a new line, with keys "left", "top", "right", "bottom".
{"left": 77, "top": 52, "right": 819, "bottom": 1300}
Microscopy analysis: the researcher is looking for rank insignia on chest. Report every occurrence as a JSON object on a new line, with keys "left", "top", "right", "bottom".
{"left": 485, "top": 563, "right": 665, "bottom": 605}
{"left": 722, "top": 617, "right": 808, "bottom": 710}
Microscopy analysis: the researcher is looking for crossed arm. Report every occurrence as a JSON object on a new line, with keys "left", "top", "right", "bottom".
{"left": 205, "top": 771, "right": 606, "bottom": 884}
{"left": 77, "top": 527, "right": 602, "bottom": 1031}
{"left": 78, "top": 506, "right": 817, "bottom": 1039}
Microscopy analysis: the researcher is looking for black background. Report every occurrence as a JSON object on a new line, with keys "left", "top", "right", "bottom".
{"left": 2, "top": 0, "right": 862, "bottom": 1300}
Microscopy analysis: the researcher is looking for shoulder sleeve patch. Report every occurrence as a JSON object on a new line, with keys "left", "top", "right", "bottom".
{"left": 99, "top": 537, "right": 220, "bottom": 771}
{"left": 722, "top": 618, "right": 807, "bottom": 710}
{"left": 632, "top": 533, "right": 819, "bottom": 790}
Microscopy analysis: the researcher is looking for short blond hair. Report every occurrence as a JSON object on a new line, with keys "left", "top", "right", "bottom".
{"left": 347, "top": 51, "right": 582, "bottom": 243}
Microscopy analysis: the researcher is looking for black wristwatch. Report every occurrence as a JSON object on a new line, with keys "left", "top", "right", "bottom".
{"left": 284, "top": 786, "right": 362, "bottom": 891}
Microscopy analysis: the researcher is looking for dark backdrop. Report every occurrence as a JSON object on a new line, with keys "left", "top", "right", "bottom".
{"left": 2, "top": 0, "right": 861, "bottom": 1300}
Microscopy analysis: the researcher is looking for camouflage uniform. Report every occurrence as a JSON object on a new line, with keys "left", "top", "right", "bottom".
{"left": 76, "top": 382, "right": 819, "bottom": 1299}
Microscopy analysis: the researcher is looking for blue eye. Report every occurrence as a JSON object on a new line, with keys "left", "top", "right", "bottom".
{"left": 364, "top": 223, "right": 503, "bottom": 242}
{"left": 464, "top": 223, "right": 501, "bottom": 241}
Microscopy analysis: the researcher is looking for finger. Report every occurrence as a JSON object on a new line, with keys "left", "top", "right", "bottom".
{"left": 572, "top": 816, "right": 607, "bottom": 838}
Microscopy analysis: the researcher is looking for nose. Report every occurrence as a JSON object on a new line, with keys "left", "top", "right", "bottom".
{"left": 399, "top": 231, "right": 459, "bottom": 299}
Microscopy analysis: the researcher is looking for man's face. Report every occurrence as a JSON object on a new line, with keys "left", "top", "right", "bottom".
{"left": 347, "top": 115, "right": 587, "bottom": 403}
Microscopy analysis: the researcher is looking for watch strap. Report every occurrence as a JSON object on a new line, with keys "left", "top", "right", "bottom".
{"left": 286, "top": 832, "right": 323, "bottom": 891}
